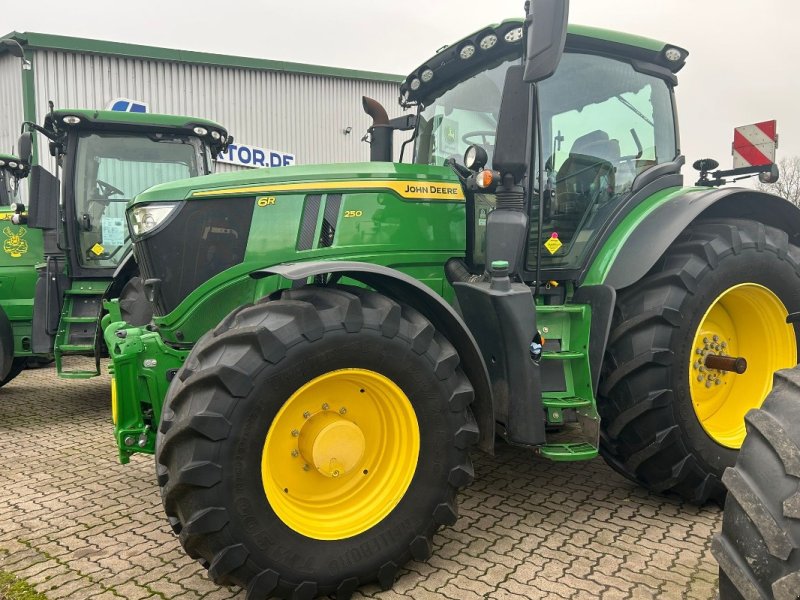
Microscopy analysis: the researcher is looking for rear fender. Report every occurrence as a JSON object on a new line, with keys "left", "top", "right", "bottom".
{"left": 251, "top": 261, "right": 495, "bottom": 453}
{"left": 603, "top": 188, "right": 800, "bottom": 290}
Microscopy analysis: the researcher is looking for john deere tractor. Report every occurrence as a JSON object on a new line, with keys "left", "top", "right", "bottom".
{"left": 104, "top": 1, "right": 800, "bottom": 597}
{"left": 8, "top": 108, "right": 230, "bottom": 380}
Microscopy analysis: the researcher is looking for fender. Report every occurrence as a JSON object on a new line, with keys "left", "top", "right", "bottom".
{"left": 602, "top": 188, "right": 800, "bottom": 290}
{"left": 251, "top": 261, "right": 495, "bottom": 453}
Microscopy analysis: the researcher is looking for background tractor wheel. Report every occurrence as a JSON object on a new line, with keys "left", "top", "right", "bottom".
{"left": 712, "top": 366, "right": 800, "bottom": 599}
{"left": 156, "top": 285, "right": 477, "bottom": 599}
{"left": 0, "top": 357, "right": 27, "bottom": 387}
{"left": 600, "top": 219, "right": 800, "bottom": 504}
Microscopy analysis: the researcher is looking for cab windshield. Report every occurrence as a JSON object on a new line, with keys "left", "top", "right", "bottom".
{"left": 414, "top": 51, "right": 678, "bottom": 273}
{"left": 73, "top": 132, "right": 203, "bottom": 269}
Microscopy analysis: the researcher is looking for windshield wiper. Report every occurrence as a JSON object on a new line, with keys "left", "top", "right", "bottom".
{"left": 615, "top": 95, "right": 654, "bottom": 127}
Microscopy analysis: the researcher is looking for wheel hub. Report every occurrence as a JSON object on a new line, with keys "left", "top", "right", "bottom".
{"left": 298, "top": 412, "right": 365, "bottom": 478}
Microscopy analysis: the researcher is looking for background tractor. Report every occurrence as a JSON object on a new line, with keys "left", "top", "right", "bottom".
{"left": 7, "top": 108, "right": 230, "bottom": 381}
{"left": 0, "top": 152, "right": 43, "bottom": 384}
{"left": 102, "top": 1, "right": 799, "bottom": 597}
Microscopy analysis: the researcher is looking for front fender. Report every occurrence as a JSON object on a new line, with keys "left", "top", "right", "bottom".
{"left": 252, "top": 261, "right": 495, "bottom": 453}
{"left": 602, "top": 188, "right": 800, "bottom": 290}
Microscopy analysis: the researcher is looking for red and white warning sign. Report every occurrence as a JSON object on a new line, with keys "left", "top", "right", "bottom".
{"left": 732, "top": 120, "right": 778, "bottom": 168}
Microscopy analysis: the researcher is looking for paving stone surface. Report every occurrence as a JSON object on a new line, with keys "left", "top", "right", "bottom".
{"left": 0, "top": 362, "right": 723, "bottom": 599}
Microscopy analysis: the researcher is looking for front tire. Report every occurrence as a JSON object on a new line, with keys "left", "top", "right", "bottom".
{"left": 156, "top": 286, "right": 477, "bottom": 599}
{"left": 712, "top": 367, "right": 800, "bottom": 599}
{"left": 600, "top": 219, "right": 800, "bottom": 504}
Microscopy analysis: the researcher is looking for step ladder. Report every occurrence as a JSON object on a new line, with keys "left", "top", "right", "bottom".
{"left": 537, "top": 304, "right": 600, "bottom": 461}
{"left": 54, "top": 281, "right": 110, "bottom": 378}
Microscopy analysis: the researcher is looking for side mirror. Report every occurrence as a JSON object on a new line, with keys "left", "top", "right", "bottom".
{"left": 27, "top": 165, "right": 59, "bottom": 230}
{"left": 759, "top": 163, "right": 780, "bottom": 184}
{"left": 17, "top": 132, "right": 33, "bottom": 168}
{"left": 523, "top": 0, "right": 570, "bottom": 83}
{"left": 492, "top": 66, "right": 530, "bottom": 184}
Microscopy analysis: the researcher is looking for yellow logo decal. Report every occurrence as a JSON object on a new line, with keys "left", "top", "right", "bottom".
{"left": 91, "top": 243, "right": 105, "bottom": 256}
{"left": 544, "top": 232, "right": 562, "bottom": 255}
{"left": 2, "top": 226, "right": 28, "bottom": 258}
{"left": 257, "top": 196, "right": 276, "bottom": 207}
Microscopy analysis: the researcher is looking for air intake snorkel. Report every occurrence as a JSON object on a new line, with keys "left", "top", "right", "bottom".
{"left": 361, "top": 96, "right": 416, "bottom": 162}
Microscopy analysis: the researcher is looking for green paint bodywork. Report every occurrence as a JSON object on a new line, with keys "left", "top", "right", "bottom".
{"left": 0, "top": 159, "right": 43, "bottom": 360}
{"left": 47, "top": 109, "right": 227, "bottom": 136}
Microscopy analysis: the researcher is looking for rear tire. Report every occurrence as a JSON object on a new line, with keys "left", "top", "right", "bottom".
{"left": 600, "top": 219, "right": 800, "bottom": 504}
{"left": 712, "top": 366, "right": 800, "bottom": 600}
{"left": 156, "top": 285, "right": 477, "bottom": 599}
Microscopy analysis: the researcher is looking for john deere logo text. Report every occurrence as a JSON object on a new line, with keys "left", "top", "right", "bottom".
{"left": 3, "top": 226, "right": 28, "bottom": 258}
{"left": 404, "top": 184, "right": 460, "bottom": 196}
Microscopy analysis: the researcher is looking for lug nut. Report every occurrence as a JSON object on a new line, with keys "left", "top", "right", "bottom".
{"left": 339, "top": 407, "right": 347, "bottom": 415}
{"left": 705, "top": 380, "right": 712, "bottom": 388}
{"left": 303, "top": 411, "right": 311, "bottom": 419}
{"left": 703, "top": 337, "right": 709, "bottom": 344}
{"left": 713, "top": 335, "right": 719, "bottom": 342}
{"left": 291, "top": 429, "right": 299, "bottom": 437}
{"left": 697, "top": 375, "right": 704, "bottom": 382}
{"left": 303, "top": 464, "right": 310, "bottom": 471}
{"left": 291, "top": 449, "right": 299, "bottom": 457}
{"left": 322, "top": 403, "right": 329, "bottom": 410}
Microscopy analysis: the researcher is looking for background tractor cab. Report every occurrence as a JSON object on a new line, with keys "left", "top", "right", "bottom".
{"left": 17, "top": 108, "right": 230, "bottom": 377}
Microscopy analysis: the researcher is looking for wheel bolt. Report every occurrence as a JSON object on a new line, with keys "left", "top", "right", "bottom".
{"left": 339, "top": 407, "right": 347, "bottom": 415}
{"left": 322, "top": 403, "right": 329, "bottom": 410}
{"left": 693, "top": 361, "right": 700, "bottom": 369}
{"left": 697, "top": 375, "right": 704, "bottom": 382}
{"left": 291, "top": 429, "right": 299, "bottom": 437}
{"left": 303, "top": 464, "right": 310, "bottom": 471}
{"left": 713, "top": 335, "right": 719, "bottom": 342}
{"left": 703, "top": 337, "right": 709, "bottom": 344}
{"left": 715, "top": 379, "right": 722, "bottom": 385}
{"left": 705, "top": 380, "right": 712, "bottom": 388}
{"left": 303, "top": 411, "right": 311, "bottom": 419}
{"left": 696, "top": 349, "right": 703, "bottom": 355}
{"left": 291, "top": 449, "right": 299, "bottom": 457}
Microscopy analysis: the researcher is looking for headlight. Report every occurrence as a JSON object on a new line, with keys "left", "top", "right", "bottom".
{"left": 129, "top": 203, "right": 178, "bottom": 237}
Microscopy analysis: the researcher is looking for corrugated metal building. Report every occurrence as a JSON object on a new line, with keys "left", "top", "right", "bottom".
{"left": 0, "top": 32, "right": 407, "bottom": 172}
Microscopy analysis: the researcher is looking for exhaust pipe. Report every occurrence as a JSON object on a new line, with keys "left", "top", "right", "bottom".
{"left": 362, "top": 96, "right": 392, "bottom": 162}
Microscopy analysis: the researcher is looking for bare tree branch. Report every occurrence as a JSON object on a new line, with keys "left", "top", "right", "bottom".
{"left": 756, "top": 156, "right": 800, "bottom": 206}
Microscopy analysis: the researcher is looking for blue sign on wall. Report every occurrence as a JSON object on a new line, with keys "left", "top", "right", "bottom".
{"left": 108, "top": 98, "right": 149, "bottom": 113}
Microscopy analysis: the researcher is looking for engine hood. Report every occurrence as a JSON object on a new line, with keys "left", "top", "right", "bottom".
{"left": 130, "top": 162, "right": 464, "bottom": 205}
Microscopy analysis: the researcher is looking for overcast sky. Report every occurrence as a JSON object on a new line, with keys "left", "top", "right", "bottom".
{"left": 4, "top": 0, "right": 799, "bottom": 172}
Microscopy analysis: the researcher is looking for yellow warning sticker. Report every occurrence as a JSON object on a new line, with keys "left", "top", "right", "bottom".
{"left": 544, "top": 233, "right": 562, "bottom": 255}
{"left": 91, "top": 243, "right": 105, "bottom": 256}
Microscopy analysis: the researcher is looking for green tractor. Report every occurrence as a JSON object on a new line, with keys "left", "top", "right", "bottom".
{"left": 9, "top": 108, "right": 230, "bottom": 380}
{"left": 104, "top": 2, "right": 799, "bottom": 598}
{"left": 0, "top": 152, "right": 44, "bottom": 384}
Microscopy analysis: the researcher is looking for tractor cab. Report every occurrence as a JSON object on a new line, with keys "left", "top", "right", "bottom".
{"left": 17, "top": 109, "right": 230, "bottom": 377}
{"left": 402, "top": 21, "right": 686, "bottom": 281}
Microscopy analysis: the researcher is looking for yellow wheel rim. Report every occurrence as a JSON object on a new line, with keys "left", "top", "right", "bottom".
{"left": 261, "top": 368, "right": 420, "bottom": 540}
{"left": 690, "top": 283, "right": 796, "bottom": 448}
